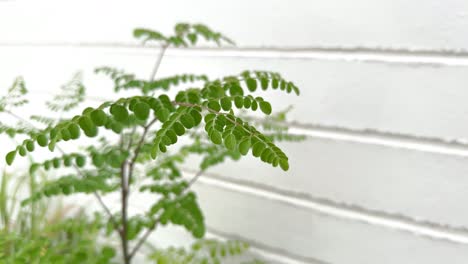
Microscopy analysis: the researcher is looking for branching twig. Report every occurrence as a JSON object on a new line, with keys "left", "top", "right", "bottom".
{"left": 126, "top": 42, "right": 168, "bottom": 262}
{"left": 149, "top": 43, "right": 168, "bottom": 82}
{"left": 4, "top": 110, "right": 122, "bottom": 235}
{"left": 128, "top": 169, "right": 204, "bottom": 259}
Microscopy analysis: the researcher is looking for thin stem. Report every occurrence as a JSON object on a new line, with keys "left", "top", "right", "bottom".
{"left": 128, "top": 169, "right": 204, "bottom": 259}
{"left": 128, "top": 217, "right": 159, "bottom": 259}
{"left": 120, "top": 160, "right": 130, "bottom": 264}
{"left": 59, "top": 145, "right": 122, "bottom": 234}
{"left": 126, "top": 42, "right": 169, "bottom": 263}
{"left": 149, "top": 44, "right": 168, "bottom": 82}
{"left": 187, "top": 169, "right": 204, "bottom": 190}
{"left": 3, "top": 110, "right": 122, "bottom": 235}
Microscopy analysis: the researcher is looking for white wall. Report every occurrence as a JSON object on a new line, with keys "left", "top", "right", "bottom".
{"left": 2, "top": 0, "right": 468, "bottom": 263}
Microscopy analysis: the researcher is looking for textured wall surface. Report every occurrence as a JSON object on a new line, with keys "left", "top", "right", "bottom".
{"left": 2, "top": 0, "right": 468, "bottom": 263}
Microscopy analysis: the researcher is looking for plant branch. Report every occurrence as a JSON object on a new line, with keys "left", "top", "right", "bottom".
{"left": 186, "top": 169, "right": 204, "bottom": 190}
{"left": 120, "top": 160, "right": 130, "bottom": 264}
{"left": 4, "top": 110, "right": 122, "bottom": 235}
{"left": 149, "top": 43, "right": 169, "bottom": 82}
{"left": 128, "top": 169, "right": 204, "bottom": 259}
{"left": 127, "top": 118, "right": 157, "bottom": 187}
{"left": 128, "top": 217, "right": 159, "bottom": 259}
{"left": 126, "top": 42, "right": 169, "bottom": 263}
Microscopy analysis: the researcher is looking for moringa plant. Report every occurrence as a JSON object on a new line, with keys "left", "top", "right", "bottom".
{"left": 3, "top": 23, "right": 302, "bottom": 263}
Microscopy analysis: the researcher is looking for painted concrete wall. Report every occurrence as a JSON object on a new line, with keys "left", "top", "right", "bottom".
{"left": 1, "top": 0, "right": 468, "bottom": 263}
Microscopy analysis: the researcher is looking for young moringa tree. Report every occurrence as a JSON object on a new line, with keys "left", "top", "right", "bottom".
{"left": 5, "top": 23, "right": 301, "bottom": 264}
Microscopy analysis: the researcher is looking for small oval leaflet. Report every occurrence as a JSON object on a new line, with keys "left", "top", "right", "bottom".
{"left": 245, "top": 78, "right": 257, "bottom": 92}
{"left": 224, "top": 134, "right": 237, "bottom": 150}
{"left": 18, "top": 146, "right": 27, "bottom": 157}
{"left": 36, "top": 134, "right": 48, "bottom": 147}
{"left": 209, "top": 130, "right": 222, "bottom": 145}
{"left": 134, "top": 102, "right": 150, "bottom": 120}
{"left": 90, "top": 109, "right": 108, "bottom": 126}
{"left": 238, "top": 138, "right": 251, "bottom": 155}
{"left": 5, "top": 151, "right": 16, "bottom": 165}
{"left": 259, "top": 101, "right": 272, "bottom": 115}
{"left": 75, "top": 156, "right": 86, "bottom": 167}
{"left": 110, "top": 104, "right": 129, "bottom": 122}
{"left": 207, "top": 101, "right": 221, "bottom": 112}
{"left": 68, "top": 123, "right": 81, "bottom": 139}
{"left": 180, "top": 114, "right": 195, "bottom": 129}
{"left": 279, "top": 159, "right": 289, "bottom": 171}
{"left": 25, "top": 140, "right": 35, "bottom": 152}
{"left": 220, "top": 97, "right": 232, "bottom": 111}
{"left": 173, "top": 122, "right": 185, "bottom": 136}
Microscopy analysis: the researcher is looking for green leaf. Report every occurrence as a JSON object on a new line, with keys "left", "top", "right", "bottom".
{"left": 234, "top": 97, "right": 244, "bottom": 108}
{"left": 18, "top": 146, "right": 26, "bottom": 156}
{"left": 187, "top": 33, "right": 197, "bottom": 44}
{"left": 220, "top": 97, "right": 232, "bottom": 111}
{"left": 64, "top": 156, "right": 72, "bottom": 166}
{"left": 173, "top": 122, "right": 186, "bottom": 136}
{"left": 83, "top": 124, "right": 98, "bottom": 137}
{"left": 229, "top": 83, "right": 244, "bottom": 96}
{"left": 243, "top": 97, "right": 251, "bottom": 108}
{"left": 101, "top": 247, "right": 116, "bottom": 259}
{"left": 78, "top": 116, "right": 94, "bottom": 132}
{"left": 92, "top": 154, "right": 104, "bottom": 167}
{"left": 209, "top": 130, "right": 222, "bottom": 145}
{"left": 245, "top": 78, "right": 257, "bottom": 92}
{"left": 252, "top": 142, "right": 265, "bottom": 157}
{"left": 259, "top": 101, "right": 272, "bottom": 115}
{"left": 279, "top": 159, "right": 289, "bottom": 171}
{"left": 260, "top": 77, "right": 269, "bottom": 90}
{"left": 61, "top": 128, "right": 71, "bottom": 141}
{"left": 180, "top": 114, "right": 195, "bottom": 129}
{"left": 190, "top": 110, "right": 202, "bottom": 126}
{"left": 68, "top": 123, "right": 81, "bottom": 139}
{"left": 25, "top": 140, "right": 35, "bottom": 152}
{"left": 90, "top": 109, "right": 107, "bottom": 126}
{"left": 5, "top": 151, "right": 16, "bottom": 165}
{"left": 110, "top": 104, "right": 129, "bottom": 122}
{"left": 155, "top": 108, "right": 170, "bottom": 122}
{"left": 111, "top": 122, "right": 123, "bottom": 133}
{"left": 207, "top": 101, "right": 221, "bottom": 112}
{"left": 36, "top": 134, "right": 48, "bottom": 147}
{"left": 272, "top": 78, "right": 279, "bottom": 89}
{"left": 224, "top": 134, "right": 236, "bottom": 150}
{"left": 75, "top": 156, "right": 86, "bottom": 167}
{"left": 133, "top": 102, "right": 150, "bottom": 120}
{"left": 238, "top": 138, "right": 251, "bottom": 155}
{"left": 133, "top": 28, "right": 167, "bottom": 42}
{"left": 52, "top": 158, "right": 60, "bottom": 168}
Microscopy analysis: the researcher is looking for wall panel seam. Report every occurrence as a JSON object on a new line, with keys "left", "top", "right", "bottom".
{"left": 185, "top": 169, "right": 468, "bottom": 245}
{"left": 3, "top": 43, "right": 468, "bottom": 66}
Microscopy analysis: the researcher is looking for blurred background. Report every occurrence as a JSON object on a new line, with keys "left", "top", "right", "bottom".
{"left": 2, "top": 0, "right": 468, "bottom": 263}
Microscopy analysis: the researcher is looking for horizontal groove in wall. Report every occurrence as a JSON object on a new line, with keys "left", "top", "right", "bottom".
{"left": 207, "top": 227, "right": 330, "bottom": 264}
{"left": 186, "top": 169, "right": 468, "bottom": 245}
{"left": 3, "top": 42, "right": 468, "bottom": 66}
{"left": 287, "top": 121, "right": 468, "bottom": 157}
{"left": 118, "top": 195, "right": 319, "bottom": 264}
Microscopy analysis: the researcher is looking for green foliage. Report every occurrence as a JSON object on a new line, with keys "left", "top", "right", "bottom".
{"left": 0, "top": 167, "right": 116, "bottom": 264}
{"left": 134, "top": 23, "right": 235, "bottom": 47}
{"left": 95, "top": 69, "right": 209, "bottom": 95}
{"left": 3, "top": 22, "right": 304, "bottom": 264}
{"left": 0, "top": 77, "right": 28, "bottom": 111}
{"left": 148, "top": 239, "right": 265, "bottom": 264}
{"left": 46, "top": 72, "right": 86, "bottom": 112}
{"left": 0, "top": 211, "right": 116, "bottom": 264}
